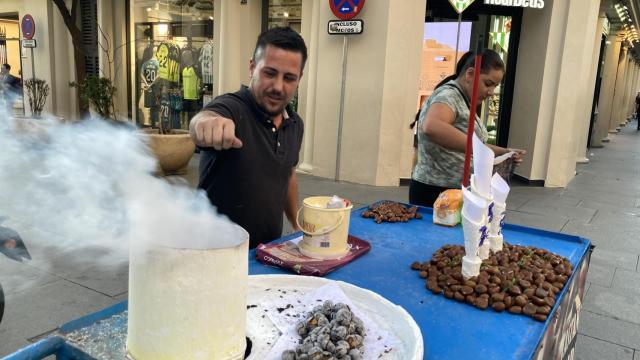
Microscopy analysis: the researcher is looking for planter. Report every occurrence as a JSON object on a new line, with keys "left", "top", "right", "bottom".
{"left": 142, "top": 129, "right": 196, "bottom": 176}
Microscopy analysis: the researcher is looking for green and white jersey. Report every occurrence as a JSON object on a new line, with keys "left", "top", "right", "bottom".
{"left": 141, "top": 59, "right": 159, "bottom": 108}
{"left": 199, "top": 42, "right": 214, "bottom": 85}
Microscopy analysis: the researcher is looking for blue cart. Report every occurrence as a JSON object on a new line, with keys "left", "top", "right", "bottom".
{"left": 4, "top": 204, "right": 591, "bottom": 360}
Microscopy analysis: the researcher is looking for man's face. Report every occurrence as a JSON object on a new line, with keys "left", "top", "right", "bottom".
{"left": 249, "top": 45, "right": 303, "bottom": 116}
{"left": 0, "top": 66, "right": 8, "bottom": 75}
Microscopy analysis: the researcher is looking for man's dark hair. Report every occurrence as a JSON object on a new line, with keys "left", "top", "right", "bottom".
{"left": 2, "top": 64, "right": 10, "bottom": 71}
{"left": 253, "top": 27, "right": 308, "bottom": 72}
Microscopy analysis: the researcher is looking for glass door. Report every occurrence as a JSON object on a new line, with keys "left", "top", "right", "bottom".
{"left": 421, "top": 0, "right": 522, "bottom": 147}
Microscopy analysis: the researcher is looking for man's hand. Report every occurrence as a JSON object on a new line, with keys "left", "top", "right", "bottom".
{"left": 189, "top": 111, "right": 243, "bottom": 150}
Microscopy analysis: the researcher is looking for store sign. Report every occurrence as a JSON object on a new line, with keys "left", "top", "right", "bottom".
{"left": 21, "top": 14, "right": 35, "bottom": 40}
{"left": 483, "top": 0, "right": 545, "bottom": 9}
{"left": 329, "top": 0, "right": 365, "bottom": 20}
{"left": 22, "top": 39, "right": 36, "bottom": 48}
{"left": 328, "top": 20, "right": 363, "bottom": 35}
{"left": 448, "top": 0, "right": 475, "bottom": 14}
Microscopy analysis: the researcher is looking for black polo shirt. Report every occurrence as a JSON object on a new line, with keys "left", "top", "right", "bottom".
{"left": 198, "top": 85, "right": 304, "bottom": 248}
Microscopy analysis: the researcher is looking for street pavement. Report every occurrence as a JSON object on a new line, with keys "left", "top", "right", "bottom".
{"left": 1, "top": 121, "right": 640, "bottom": 359}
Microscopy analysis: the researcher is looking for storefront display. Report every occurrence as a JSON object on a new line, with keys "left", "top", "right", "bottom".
{"left": 131, "top": 0, "right": 214, "bottom": 131}
{"left": 420, "top": 0, "right": 522, "bottom": 147}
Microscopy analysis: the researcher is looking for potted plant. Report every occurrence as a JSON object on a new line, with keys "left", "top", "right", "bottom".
{"left": 69, "top": 76, "right": 117, "bottom": 121}
{"left": 24, "top": 78, "right": 50, "bottom": 119}
{"left": 141, "top": 82, "right": 195, "bottom": 176}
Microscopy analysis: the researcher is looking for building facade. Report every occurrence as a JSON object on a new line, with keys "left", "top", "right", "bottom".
{"left": 3, "top": 0, "right": 639, "bottom": 187}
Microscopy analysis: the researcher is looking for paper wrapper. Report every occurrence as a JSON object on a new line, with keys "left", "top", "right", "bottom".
{"left": 256, "top": 235, "right": 371, "bottom": 277}
{"left": 265, "top": 283, "right": 399, "bottom": 359}
{"left": 433, "top": 189, "right": 463, "bottom": 226}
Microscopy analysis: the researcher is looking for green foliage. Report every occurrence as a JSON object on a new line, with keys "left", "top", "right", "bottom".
{"left": 69, "top": 76, "right": 117, "bottom": 119}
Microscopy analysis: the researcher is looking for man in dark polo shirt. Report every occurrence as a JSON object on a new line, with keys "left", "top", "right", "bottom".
{"left": 189, "top": 27, "right": 306, "bottom": 248}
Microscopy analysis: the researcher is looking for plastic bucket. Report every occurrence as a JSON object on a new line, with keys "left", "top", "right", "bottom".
{"left": 296, "top": 196, "right": 353, "bottom": 259}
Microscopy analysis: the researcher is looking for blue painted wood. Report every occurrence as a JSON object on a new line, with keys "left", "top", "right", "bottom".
{"left": 249, "top": 203, "right": 591, "bottom": 360}
{"left": 4, "top": 202, "right": 590, "bottom": 360}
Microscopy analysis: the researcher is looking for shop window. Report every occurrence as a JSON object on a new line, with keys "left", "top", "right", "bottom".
{"left": 483, "top": 15, "right": 512, "bottom": 145}
{"left": 420, "top": 0, "right": 521, "bottom": 147}
{"left": 131, "top": 0, "right": 214, "bottom": 131}
{"left": 267, "top": 0, "right": 301, "bottom": 32}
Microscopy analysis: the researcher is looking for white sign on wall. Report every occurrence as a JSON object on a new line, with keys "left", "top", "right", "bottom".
{"left": 484, "top": 0, "right": 545, "bottom": 9}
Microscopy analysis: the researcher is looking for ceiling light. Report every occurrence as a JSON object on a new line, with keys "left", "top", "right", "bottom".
{"left": 157, "top": 23, "right": 168, "bottom": 36}
{"left": 146, "top": 7, "right": 151, "bottom": 12}
{"left": 284, "top": 12, "right": 289, "bottom": 17}
{"left": 209, "top": 16, "right": 213, "bottom": 20}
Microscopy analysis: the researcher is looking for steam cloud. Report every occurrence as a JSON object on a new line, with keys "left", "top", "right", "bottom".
{"left": 0, "top": 114, "right": 245, "bottom": 272}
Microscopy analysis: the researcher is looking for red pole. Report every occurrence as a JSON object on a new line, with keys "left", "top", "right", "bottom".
{"left": 462, "top": 53, "right": 483, "bottom": 188}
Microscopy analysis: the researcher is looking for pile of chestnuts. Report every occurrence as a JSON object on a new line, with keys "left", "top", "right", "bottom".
{"left": 361, "top": 202, "right": 422, "bottom": 224}
{"left": 281, "top": 300, "right": 366, "bottom": 360}
{"left": 411, "top": 244, "right": 573, "bottom": 322}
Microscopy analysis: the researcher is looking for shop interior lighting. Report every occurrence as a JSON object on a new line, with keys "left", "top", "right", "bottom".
{"left": 157, "top": 23, "right": 168, "bottom": 36}
{"left": 209, "top": 16, "right": 214, "bottom": 20}
{"left": 284, "top": 12, "right": 289, "bottom": 17}
{"left": 146, "top": 7, "right": 152, "bottom": 12}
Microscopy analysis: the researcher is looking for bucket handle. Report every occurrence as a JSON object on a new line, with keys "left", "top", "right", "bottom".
{"left": 296, "top": 207, "right": 344, "bottom": 236}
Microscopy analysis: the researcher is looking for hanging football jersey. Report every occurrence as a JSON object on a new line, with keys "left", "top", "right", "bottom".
{"left": 141, "top": 58, "right": 159, "bottom": 108}
{"left": 168, "top": 43, "right": 181, "bottom": 83}
{"left": 160, "top": 92, "right": 171, "bottom": 129}
{"left": 199, "top": 42, "right": 214, "bottom": 85}
{"left": 157, "top": 42, "right": 180, "bottom": 82}
{"left": 170, "top": 91, "right": 183, "bottom": 129}
{"left": 182, "top": 67, "right": 200, "bottom": 100}
{"left": 156, "top": 43, "right": 171, "bottom": 81}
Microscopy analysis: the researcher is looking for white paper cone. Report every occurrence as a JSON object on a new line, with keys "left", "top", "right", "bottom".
{"left": 478, "top": 242, "right": 491, "bottom": 260}
{"left": 488, "top": 201, "right": 506, "bottom": 252}
{"left": 462, "top": 214, "right": 486, "bottom": 258}
{"left": 488, "top": 235, "right": 503, "bottom": 252}
{"left": 491, "top": 173, "right": 510, "bottom": 204}
{"left": 462, "top": 187, "right": 485, "bottom": 224}
{"left": 462, "top": 255, "right": 482, "bottom": 279}
{"left": 472, "top": 134, "right": 495, "bottom": 197}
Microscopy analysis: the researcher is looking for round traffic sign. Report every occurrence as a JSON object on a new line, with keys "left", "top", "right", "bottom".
{"left": 22, "top": 14, "right": 35, "bottom": 40}
{"left": 329, "top": 0, "right": 365, "bottom": 20}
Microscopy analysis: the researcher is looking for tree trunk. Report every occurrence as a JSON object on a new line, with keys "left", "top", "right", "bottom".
{"left": 51, "top": 0, "right": 90, "bottom": 118}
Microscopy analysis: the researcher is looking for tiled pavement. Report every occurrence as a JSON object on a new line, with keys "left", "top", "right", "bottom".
{"left": 1, "top": 121, "right": 640, "bottom": 359}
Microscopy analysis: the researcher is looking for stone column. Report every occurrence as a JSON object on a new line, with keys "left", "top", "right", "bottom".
{"left": 575, "top": 13, "right": 605, "bottom": 162}
{"left": 593, "top": 31, "right": 621, "bottom": 145}
{"left": 620, "top": 52, "right": 634, "bottom": 126}
{"left": 302, "top": 0, "right": 425, "bottom": 185}
{"left": 213, "top": 0, "right": 262, "bottom": 96}
{"left": 297, "top": 0, "right": 322, "bottom": 173}
{"left": 544, "top": 0, "right": 600, "bottom": 187}
{"left": 609, "top": 45, "right": 628, "bottom": 133}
